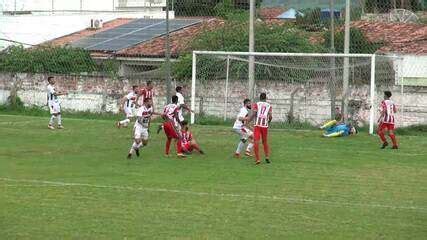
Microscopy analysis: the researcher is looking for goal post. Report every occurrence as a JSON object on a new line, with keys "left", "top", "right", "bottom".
{"left": 190, "top": 51, "right": 391, "bottom": 135}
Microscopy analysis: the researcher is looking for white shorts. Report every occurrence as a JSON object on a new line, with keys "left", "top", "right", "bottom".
{"left": 134, "top": 124, "right": 149, "bottom": 140}
{"left": 233, "top": 127, "right": 253, "bottom": 140}
{"left": 178, "top": 111, "right": 184, "bottom": 122}
{"left": 48, "top": 101, "right": 61, "bottom": 114}
{"left": 124, "top": 107, "right": 135, "bottom": 118}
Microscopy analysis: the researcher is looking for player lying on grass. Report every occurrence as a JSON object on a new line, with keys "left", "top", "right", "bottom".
{"left": 117, "top": 85, "right": 139, "bottom": 128}
{"left": 320, "top": 114, "right": 358, "bottom": 137}
{"left": 180, "top": 120, "right": 204, "bottom": 155}
{"left": 47, "top": 76, "right": 68, "bottom": 130}
{"left": 233, "top": 98, "right": 254, "bottom": 158}
{"left": 377, "top": 91, "right": 398, "bottom": 149}
{"left": 127, "top": 98, "right": 160, "bottom": 159}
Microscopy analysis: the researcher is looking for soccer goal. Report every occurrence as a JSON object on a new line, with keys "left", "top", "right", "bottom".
{"left": 190, "top": 51, "right": 399, "bottom": 134}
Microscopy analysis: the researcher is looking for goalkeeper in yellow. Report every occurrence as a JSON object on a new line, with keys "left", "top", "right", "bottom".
{"left": 320, "top": 114, "right": 358, "bottom": 137}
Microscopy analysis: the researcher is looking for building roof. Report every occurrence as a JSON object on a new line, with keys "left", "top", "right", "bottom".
{"left": 48, "top": 17, "right": 223, "bottom": 58}
{"left": 49, "top": 18, "right": 135, "bottom": 47}
{"left": 351, "top": 21, "right": 427, "bottom": 54}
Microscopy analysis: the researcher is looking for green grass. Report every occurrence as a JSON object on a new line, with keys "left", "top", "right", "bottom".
{"left": 0, "top": 114, "right": 426, "bottom": 239}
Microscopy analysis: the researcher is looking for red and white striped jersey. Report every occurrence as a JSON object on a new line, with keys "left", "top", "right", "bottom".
{"left": 181, "top": 130, "right": 193, "bottom": 144}
{"left": 253, "top": 101, "right": 272, "bottom": 128}
{"left": 163, "top": 103, "right": 180, "bottom": 123}
{"left": 141, "top": 88, "right": 154, "bottom": 99}
{"left": 380, "top": 99, "right": 396, "bottom": 124}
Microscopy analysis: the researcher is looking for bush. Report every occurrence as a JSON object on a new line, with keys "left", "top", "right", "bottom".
{"left": 0, "top": 46, "right": 100, "bottom": 74}
{"left": 173, "top": 13, "right": 327, "bottom": 81}
{"left": 323, "top": 27, "right": 383, "bottom": 54}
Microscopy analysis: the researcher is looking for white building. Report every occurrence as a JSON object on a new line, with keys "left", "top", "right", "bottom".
{"left": 0, "top": 0, "right": 171, "bottom": 49}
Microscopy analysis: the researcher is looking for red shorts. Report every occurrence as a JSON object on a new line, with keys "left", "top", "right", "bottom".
{"left": 379, "top": 123, "right": 395, "bottom": 131}
{"left": 254, "top": 126, "right": 268, "bottom": 142}
{"left": 181, "top": 142, "right": 193, "bottom": 152}
{"left": 163, "top": 121, "right": 179, "bottom": 139}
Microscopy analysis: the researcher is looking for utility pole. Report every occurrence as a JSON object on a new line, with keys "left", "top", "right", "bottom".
{"left": 342, "top": 0, "right": 350, "bottom": 121}
{"left": 165, "top": 0, "right": 172, "bottom": 103}
{"left": 248, "top": 0, "right": 255, "bottom": 100}
{"left": 329, "top": 0, "right": 337, "bottom": 119}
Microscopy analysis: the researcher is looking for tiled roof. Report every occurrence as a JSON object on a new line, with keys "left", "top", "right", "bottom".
{"left": 351, "top": 21, "right": 427, "bottom": 54}
{"left": 116, "top": 18, "right": 223, "bottom": 57}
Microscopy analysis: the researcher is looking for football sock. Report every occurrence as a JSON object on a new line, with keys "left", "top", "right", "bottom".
{"left": 137, "top": 142, "right": 143, "bottom": 149}
{"left": 49, "top": 115, "right": 56, "bottom": 125}
{"left": 378, "top": 130, "right": 387, "bottom": 143}
{"left": 57, "top": 114, "right": 62, "bottom": 125}
{"left": 119, "top": 119, "right": 130, "bottom": 126}
{"left": 263, "top": 141, "right": 270, "bottom": 158}
{"left": 246, "top": 142, "right": 254, "bottom": 152}
{"left": 254, "top": 142, "right": 260, "bottom": 161}
{"left": 129, "top": 142, "right": 138, "bottom": 154}
{"left": 389, "top": 133, "right": 398, "bottom": 147}
{"left": 321, "top": 120, "right": 337, "bottom": 129}
{"left": 176, "top": 140, "right": 183, "bottom": 154}
{"left": 236, "top": 141, "right": 245, "bottom": 154}
{"left": 165, "top": 138, "right": 172, "bottom": 155}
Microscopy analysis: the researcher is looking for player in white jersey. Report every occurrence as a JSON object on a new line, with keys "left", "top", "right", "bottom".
{"left": 47, "top": 76, "right": 67, "bottom": 129}
{"left": 116, "top": 85, "right": 139, "bottom": 128}
{"left": 127, "top": 98, "right": 159, "bottom": 159}
{"left": 232, "top": 98, "right": 254, "bottom": 158}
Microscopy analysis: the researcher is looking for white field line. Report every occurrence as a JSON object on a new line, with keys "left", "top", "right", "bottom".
{"left": 1, "top": 177, "right": 426, "bottom": 212}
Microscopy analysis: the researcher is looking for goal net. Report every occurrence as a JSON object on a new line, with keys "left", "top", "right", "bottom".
{"left": 190, "top": 51, "right": 399, "bottom": 134}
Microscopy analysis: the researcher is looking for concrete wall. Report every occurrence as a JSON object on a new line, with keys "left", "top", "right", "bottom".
{"left": 1, "top": 73, "right": 426, "bottom": 127}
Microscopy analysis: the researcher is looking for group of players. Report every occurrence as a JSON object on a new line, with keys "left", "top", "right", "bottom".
{"left": 46, "top": 76, "right": 399, "bottom": 166}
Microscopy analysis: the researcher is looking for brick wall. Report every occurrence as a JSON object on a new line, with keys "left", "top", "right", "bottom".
{"left": 1, "top": 73, "right": 426, "bottom": 127}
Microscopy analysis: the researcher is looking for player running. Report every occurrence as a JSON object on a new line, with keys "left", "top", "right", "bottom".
{"left": 249, "top": 93, "right": 272, "bottom": 165}
{"left": 47, "top": 76, "right": 67, "bottom": 129}
{"left": 232, "top": 98, "right": 254, "bottom": 158}
{"left": 162, "top": 95, "right": 184, "bottom": 157}
{"left": 127, "top": 98, "right": 159, "bottom": 159}
{"left": 116, "top": 85, "right": 139, "bottom": 128}
{"left": 180, "top": 120, "right": 204, "bottom": 155}
{"left": 377, "top": 91, "right": 398, "bottom": 149}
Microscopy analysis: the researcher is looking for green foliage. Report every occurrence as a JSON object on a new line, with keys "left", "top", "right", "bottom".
{"left": 323, "top": 27, "right": 383, "bottom": 54}
{"left": 173, "top": 15, "right": 327, "bottom": 81}
{"left": 174, "top": 0, "right": 220, "bottom": 16}
{"left": 296, "top": 8, "right": 324, "bottom": 32}
{"left": 0, "top": 46, "right": 99, "bottom": 74}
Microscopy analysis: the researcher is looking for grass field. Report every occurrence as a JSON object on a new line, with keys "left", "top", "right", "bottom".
{"left": 1, "top": 114, "right": 426, "bottom": 239}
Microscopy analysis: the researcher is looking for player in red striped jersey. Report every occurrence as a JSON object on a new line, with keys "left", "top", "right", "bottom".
{"left": 138, "top": 81, "right": 155, "bottom": 106}
{"left": 378, "top": 91, "right": 398, "bottom": 149}
{"left": 162, "top": 95, "right": 184, "bottom": 157}
{"left": 249, "top": 93, "right": 273, "bottom": 165}
{"left": 180, "top": 120, "right": 204, "bottom": 155}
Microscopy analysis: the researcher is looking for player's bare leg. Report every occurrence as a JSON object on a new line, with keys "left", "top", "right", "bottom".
{"left": 190, "top": 140, "right": 204, "bottom": 154}
{"left": 388, "top": 129, "right": 398, "bottom": 149}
